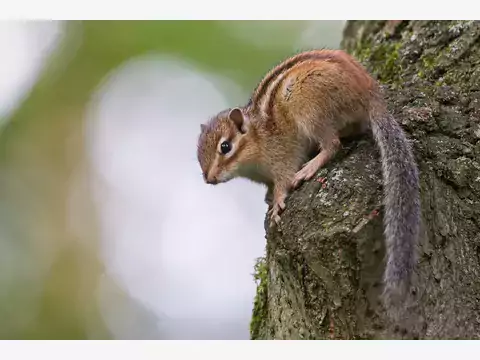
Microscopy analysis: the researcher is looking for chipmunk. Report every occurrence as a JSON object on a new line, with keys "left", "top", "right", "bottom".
{"left": 196, "top": 49, "right": 420, "bottom": 318}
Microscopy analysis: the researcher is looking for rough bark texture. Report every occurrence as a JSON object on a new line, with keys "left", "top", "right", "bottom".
{"left": 250, "top": 20, "right": 480, "bottom": 340}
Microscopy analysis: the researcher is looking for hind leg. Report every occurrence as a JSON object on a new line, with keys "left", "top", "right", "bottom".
{"left": 292, "top": 135, "right": 341, "bottom": 189}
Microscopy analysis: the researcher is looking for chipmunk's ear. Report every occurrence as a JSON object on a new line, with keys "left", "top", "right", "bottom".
{"left": 200, "top": 124, "right": 207, "bottom": 132}
{"left": 228, "top": 107, "right": 249, "bottom": 134}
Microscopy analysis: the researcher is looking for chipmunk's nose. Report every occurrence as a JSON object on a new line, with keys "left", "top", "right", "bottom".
{"left": 206, "top": 177, "right": 218, "bottom": 185}
{"left": 204, "top": 172, "right": 218, "bottom": 185}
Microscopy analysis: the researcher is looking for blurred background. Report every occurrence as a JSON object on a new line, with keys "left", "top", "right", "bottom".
{"left": 0, "top": 20, "right": 344, "bottom": 340}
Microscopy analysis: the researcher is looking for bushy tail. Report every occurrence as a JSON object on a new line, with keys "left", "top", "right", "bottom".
{"left": 369, "top": 99, "right": 420, "bottom": 318}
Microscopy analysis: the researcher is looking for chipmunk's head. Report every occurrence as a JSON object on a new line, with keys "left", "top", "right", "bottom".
{"left": 197, "top": 107, "right": 255, "bottom": 185}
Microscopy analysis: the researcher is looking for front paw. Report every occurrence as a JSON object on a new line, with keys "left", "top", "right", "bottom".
{"left": 267, "top": 199, "right": 286, "bottom": 228}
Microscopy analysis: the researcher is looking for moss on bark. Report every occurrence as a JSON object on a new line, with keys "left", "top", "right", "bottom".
{"left": 250, "top": 20, "right": 480, "bottom": 340}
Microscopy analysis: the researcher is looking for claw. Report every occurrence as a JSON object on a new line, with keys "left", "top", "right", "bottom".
{"left": 268, "top": 200, "right": 284, "bottom": 229}
{"left": 269, "top": 212, "right": 281, "bottom": 228}
{"left": 267, "top": 184, "right": 289, "bottom": 229}
{"left": 292, "top": 159, "right": 320, "bottom": 189}
{"left": 291, "top": 148, "right": 337, "bottom": 189}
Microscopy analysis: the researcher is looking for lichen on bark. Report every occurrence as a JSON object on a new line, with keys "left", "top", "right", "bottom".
{"left": 250, "top": 256, "right": 269, "bottom": 339}
{"left": 250, "top": 20, "right": 480, "bottom": 340}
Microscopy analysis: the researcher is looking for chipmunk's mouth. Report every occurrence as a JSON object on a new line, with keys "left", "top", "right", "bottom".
{"left": 204, "top": 169, "right": 235, "bottom": 185}
{"left": 206, "top": 175, "right": 228, "bottom": 185}
{"left": 215, "top": 171, "right": 235, "bottom": 184}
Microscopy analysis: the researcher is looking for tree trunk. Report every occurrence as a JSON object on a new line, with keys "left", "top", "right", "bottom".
{"left": 250, "top": 20, "right": 480, "bottom": 340}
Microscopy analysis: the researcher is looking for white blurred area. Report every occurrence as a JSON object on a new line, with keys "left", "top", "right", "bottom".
{"left": 85, "top": 56, "right": 267, "bottom": 339}
{"left": 0, "top": 20, "right": 65, "bottom": 121}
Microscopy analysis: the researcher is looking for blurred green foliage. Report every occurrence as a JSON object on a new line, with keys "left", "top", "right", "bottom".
{"left": 0, "top": 20, "right": 343, "bottom": 339}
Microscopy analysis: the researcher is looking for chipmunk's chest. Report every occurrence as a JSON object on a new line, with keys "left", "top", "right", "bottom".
{"left": 236, "top": 161, "right": 272, "bottom": 185}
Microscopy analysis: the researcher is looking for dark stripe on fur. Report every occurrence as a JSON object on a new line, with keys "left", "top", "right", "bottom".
{"left": 251, "top": 50, "right": 335, "bottom": 115}
{"left": 265, "top": 52, "right": 340, "bottom": 119}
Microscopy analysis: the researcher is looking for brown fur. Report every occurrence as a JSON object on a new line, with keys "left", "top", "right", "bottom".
{"left": 198, "top": 50, "right": 379, "bottom": 217}
{"left": 197, "top": 49, "right": 420, "bottom": 320}
{"left": 199, "top": 50, "right": 384, "bottom": 215}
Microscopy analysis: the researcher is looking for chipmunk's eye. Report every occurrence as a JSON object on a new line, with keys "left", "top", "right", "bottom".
{"left": 220, "top": 141, "right": 231, "bottom": 155}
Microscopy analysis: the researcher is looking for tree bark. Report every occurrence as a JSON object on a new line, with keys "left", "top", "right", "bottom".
{"left": 250, "top": 20, "right": 480, "bottom": 340}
